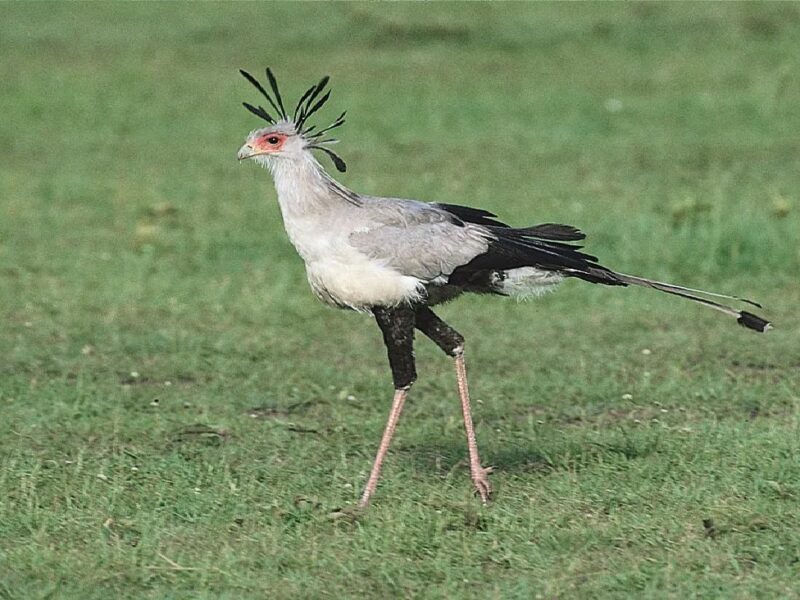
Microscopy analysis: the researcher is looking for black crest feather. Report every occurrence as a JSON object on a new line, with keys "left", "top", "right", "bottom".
{"left": 300, "top": 90, "right": 331, "bottom": 131}
{"left": 240, "top": 70, "right": 278, "bottom": 124}
{"left": 293, "top": 84, "right": 318, "bottom": 121}
{"left": 241, "top": 67, "right": 347, "bottom": 173}
{"left": 296, "top": 76, "right": 330, "bottom": 128}
{"left": 310, "top": 145, "right": 347, "bottom": 172}
{"left": 307, "top": 111, "right": 346, "bottom": 139}
{"left": 242, "top": 102, "right": 275, "bottom": 124}
{"left": 265, "top": 67, "right": 287, "bottom": 120}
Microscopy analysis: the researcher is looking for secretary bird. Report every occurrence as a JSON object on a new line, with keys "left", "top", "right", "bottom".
{"left": 237, "top": 68, "right": 771, "bottom": 508}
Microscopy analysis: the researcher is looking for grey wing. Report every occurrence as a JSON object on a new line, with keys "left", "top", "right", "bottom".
{"left": 349, "top": 199, "right": 492, "bottom": 281}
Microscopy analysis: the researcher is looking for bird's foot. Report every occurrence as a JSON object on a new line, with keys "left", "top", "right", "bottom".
{"left": 470, "top": 465, "right": 493, "bottom": 504}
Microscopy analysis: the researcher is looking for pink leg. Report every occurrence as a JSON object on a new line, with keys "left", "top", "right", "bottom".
{"left": 358, "top": 388, "right": 409, "bottom": 508}
{"left": 454, "top": 351, "right": 492, "bottom": 503}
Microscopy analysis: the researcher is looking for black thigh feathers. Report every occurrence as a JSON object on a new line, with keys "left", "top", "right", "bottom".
{"left": 372, "top": 305, "right": 468, "bottom": 389}
{"left": 373, "top": 305, "right": 417, "bottom": 389}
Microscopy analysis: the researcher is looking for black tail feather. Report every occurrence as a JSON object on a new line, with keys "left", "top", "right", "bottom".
{"left": 612, "top": 273, "right": 771, "bottom": 333}
{"left": 436, "top": 205, "right": 771, "bottom": 332}
{"left": 737, "top": 311, "right": 772, "bottom": 332}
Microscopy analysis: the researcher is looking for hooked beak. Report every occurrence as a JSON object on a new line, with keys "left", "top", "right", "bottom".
{"left": 237, "top": 144, "right": 256, "bottom": 161}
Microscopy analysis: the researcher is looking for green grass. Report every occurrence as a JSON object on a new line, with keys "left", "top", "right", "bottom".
{"left": 2, "top": 3, "right": 800, "bottom": 598}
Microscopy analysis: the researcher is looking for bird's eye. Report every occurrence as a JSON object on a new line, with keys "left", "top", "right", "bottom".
{"left": 267, "top": 136, "right": 280, "bottom": 145}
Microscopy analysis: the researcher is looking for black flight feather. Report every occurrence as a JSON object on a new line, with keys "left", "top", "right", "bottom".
{"left": 455, "top": 226, "right": 620, "bottom": 285}
{"left": 520, "top": 223, "right": 586, "bottom": 241}
{"left": 435, "top": 204, "right": 511, "bottom": 228}
{"left": 436, "top": 204, "right": 587, "bottom": 241}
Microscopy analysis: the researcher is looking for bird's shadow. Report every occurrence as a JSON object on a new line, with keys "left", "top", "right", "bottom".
{"left": 397, "top": 431, "right": 660, "bottom": 477}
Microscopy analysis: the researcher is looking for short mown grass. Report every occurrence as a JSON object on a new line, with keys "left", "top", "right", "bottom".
{"left": 1, "top": 3, "right": 799, "bottom": 598}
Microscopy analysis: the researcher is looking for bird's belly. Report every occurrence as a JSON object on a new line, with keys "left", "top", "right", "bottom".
{"left": 305, "top": 255, "right": 424, "bottom": 311}
{"left": 283, "top": 217, "right": 424, "bottom": 310}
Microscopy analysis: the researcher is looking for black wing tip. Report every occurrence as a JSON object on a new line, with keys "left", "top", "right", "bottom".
{"left": 521, "top": 223, "right": 586, "bottom": 241}
{"left": 435, "top": 203, "right": 510, "bottom": 228}
{"left": 737, "top": 311, "right": 772, "bottom": 333}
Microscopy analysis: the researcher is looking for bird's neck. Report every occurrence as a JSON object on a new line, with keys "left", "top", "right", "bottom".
{"left": 267, "top": 152, "right": 357, "bottom": 219}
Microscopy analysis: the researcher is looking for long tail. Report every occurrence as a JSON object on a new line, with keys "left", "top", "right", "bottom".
{"left": 436, "top": 209, "right": 773, "bottom": 333}
{"left": 607, "top": 272, "right": 772, "bottom": 333}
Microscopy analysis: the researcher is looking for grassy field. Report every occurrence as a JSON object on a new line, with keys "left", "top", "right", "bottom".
{"left": 2, "top": 3, "right": 799, "bottom": 598}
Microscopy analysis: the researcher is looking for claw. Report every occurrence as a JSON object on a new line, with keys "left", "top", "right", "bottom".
{"left": 471, "top": 466, "right": 493, "bottom": 504}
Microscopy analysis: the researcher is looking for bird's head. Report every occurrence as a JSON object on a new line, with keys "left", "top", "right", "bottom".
{"left": 237, "top": 68, "right": 347, "bottom": 173}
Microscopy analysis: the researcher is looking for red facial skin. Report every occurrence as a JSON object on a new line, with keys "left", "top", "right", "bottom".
{"left": 255, "top": 133, "right": 288, "bottom": 153}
